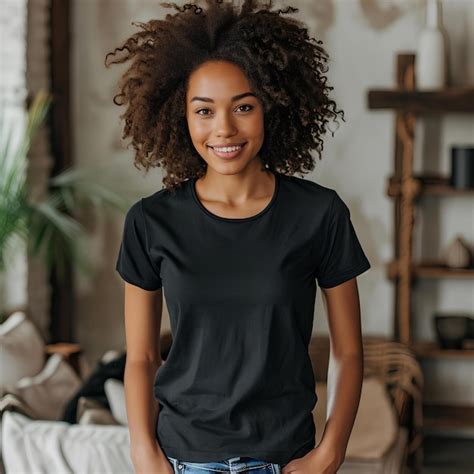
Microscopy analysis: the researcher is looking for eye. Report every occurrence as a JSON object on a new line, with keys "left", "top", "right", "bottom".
{"left": 195, "top": 104, "right": 254, "bottom": 117}
{"left": 196, "top": 108, "right": 211, "bottom": 116}
{"left": 236, "top": 104, "right": 254, "bottom": 112}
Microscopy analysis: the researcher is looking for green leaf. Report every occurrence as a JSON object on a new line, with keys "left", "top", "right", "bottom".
{"left": 1, "top": 90, "right": 131, "bottom": 281}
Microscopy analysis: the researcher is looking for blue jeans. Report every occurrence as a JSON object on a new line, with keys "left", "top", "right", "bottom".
{"left": 166, "top": 455, "right": 282, "bottom": 473}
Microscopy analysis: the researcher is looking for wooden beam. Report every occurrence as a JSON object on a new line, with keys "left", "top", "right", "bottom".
{"left": 368, "top": 88, "right": 474, "bottom": 113}
{"left": 49, "top": 0, "right": 74, "bottom": 343}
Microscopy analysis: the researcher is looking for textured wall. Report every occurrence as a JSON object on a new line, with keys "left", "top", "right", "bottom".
{"left": 0, "top": 0, "right": 29, "bottom": 315}
{"left": 0, "top": 0, "right": 53, "bottom": 341}
{"left": 71, "top": 0, "right": 474, "bottom": 406}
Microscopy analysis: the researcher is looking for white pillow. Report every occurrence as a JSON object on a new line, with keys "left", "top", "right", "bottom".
{"left": 101, "top": 350, "right": 122, "bottom": 364}
{"left": 2, "top": 411, "right": 134, "bottom": 474}
{"left": 2, "top": 353, "right": 82, "bottom": 420}
{"left": 0, "top": 311, "right": 45, "bottom": 393}
{"left": 313, "top": 376, "right": 399, "bottom": 460}
{"left": 104, "top": 379, "right": 127, "bottom": 425}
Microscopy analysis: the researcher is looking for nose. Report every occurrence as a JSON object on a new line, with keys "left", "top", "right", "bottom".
{"left": 214, "top": 110, "right": 238, "bottom": 137}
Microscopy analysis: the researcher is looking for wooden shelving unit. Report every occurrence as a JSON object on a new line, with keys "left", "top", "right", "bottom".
{"left": 367, "top": 53, "right": 474, "bottom": 432}
{"left": 411, "top": 341, "right": 474, "bottom": 359}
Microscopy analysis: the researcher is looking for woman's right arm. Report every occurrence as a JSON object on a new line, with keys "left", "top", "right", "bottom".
{"left": 123, "top": 282, "right": 173, "bottom": 473}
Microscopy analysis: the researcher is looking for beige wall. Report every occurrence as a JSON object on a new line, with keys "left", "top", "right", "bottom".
{"left": 72, "top": 0, "right": 474, "bottom": 407}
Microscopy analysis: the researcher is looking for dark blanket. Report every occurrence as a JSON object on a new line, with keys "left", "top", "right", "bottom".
{"left": 61, "top": 352, "right": 126, "bottom": 424}
{"left": 61, "top": 332, "right": 172, "bottom": 424}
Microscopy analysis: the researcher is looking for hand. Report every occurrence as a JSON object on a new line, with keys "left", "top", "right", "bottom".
{"left": 131, "top": 439, "right": 174, "bottom": 474}
{"left": 281, "top": 445, "right": 342, "bottom": 474}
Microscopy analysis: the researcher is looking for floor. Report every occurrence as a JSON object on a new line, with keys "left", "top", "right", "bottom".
{"left": 421, "top": 436, "right": 474, "bottom": 474}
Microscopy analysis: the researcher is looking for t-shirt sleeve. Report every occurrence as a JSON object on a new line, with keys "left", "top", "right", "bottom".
{"left": 115, "top": 199, "right": 163, "bottom": 291}
{"left": 314, "top": 191, "right": 371, "bottom": 289}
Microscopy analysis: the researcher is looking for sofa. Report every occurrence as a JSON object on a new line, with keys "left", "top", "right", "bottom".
{"left": 0, "top": 311, "right": 423, "bottom": 474}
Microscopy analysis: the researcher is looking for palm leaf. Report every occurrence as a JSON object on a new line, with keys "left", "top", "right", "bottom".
{"left": 49, "top": 165, "right": 130, "bottom": 213}
{"left": 1, "top": 90, "right": 130, "bottom": 281}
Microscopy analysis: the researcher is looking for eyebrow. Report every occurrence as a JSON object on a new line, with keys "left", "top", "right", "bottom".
{"left": 190, "top": 92, "right": 257, "bottom": 103}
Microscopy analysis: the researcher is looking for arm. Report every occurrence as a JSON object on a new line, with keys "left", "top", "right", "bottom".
{"left": 123, "top": 282, "right": 172, "bottom": 473}
{"left": 316, "top": 277, "right": 364, "bottom": 468}
{"left": 283, "top": 277, "right": 364, "bottom": 474}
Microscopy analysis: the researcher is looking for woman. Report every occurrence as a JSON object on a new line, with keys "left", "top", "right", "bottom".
{"left": 107, "top": 1, "right": 371, "bottom": 473}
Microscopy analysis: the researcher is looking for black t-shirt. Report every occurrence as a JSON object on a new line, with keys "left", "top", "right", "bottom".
{"left": 115, "top": 171, "right": 371, "bottom": 465}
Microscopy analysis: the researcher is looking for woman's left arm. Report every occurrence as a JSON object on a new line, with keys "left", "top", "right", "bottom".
{"left": 316, "top": 277, "right": 364, "bottom": 465}
{"left": 282, "top": 277, "right": 364, "bottom": 474}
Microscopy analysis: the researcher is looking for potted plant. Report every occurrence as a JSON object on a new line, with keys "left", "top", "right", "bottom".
{"left": 0, "top": 90, "right": 131, "bottom": 323}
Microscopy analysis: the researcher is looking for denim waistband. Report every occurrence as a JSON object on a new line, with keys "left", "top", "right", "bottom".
{"left": 167, "top": 455, "right": 281, "bottom": 472}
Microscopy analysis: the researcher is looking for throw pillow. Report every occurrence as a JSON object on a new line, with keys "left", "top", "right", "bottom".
{"left": 0, "top": 393, "right": 36, "bottom": 419}
{"left": 0, "top": 311, "right": 45, "bottom": 393}
{"left": 312, "top": 376, "right": 399, "bottom": 460}
{"left": 104, "top": 379, "right": 127, "bottom": 425}
{"left": 2, "top": 353, "right": 82, "bottom": 420}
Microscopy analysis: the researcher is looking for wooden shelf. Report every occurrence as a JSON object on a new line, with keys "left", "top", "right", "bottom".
{"left": 421, "top": 183, "right": 474, "bottom": 196}
{"left": 412, "top": 341, "right": 474, "bottom": 359}
{"left": 387, "top": 260, "right": 474, "bottom": 280}
{"left": 387, "top": 174, "right": 474, "bottom": 198}
{"left": 415, "top": 261, "right": 474, "bottom": 279}
{"left": 367, "top": 87, "right": 474, "bottom": 113}
{"left": 423, "top": 403, "right": 474, "bottom": 430}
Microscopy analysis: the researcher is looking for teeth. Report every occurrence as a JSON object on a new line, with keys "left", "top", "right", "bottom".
{"left": 212, "top": 145, "right": 242, "bottom": 152}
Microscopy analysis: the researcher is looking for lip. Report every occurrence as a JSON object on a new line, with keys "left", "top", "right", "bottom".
{"left": 208, "top": 141, "right": 247, "bottom": 148}
{"left": 207, "top": 142, "right": 247, "bottom": 160}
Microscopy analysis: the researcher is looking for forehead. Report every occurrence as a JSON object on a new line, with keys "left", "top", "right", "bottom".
{"left": 186, "top": 61, "right": 252, "bottom": 100}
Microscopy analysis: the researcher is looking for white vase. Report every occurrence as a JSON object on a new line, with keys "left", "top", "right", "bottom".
{"left": 415, "top": 0, "right": 449, "bottom": 90}
{"left": 443, "top": 235, "right": 472, "bottom": 269}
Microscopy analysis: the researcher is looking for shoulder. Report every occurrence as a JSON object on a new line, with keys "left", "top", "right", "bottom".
{"left": 122, "top": 187, "right": 172, "bottom": 223}
{"left": 140, "top": 180, "right": 189, "bottom": 215}
{"left": 142, "top": 186, "right": 174, "bottom": 206}
{"left": 279, "top": 173, "right": 337, "bottom": 212}
{"left": 280, "top": 173, "right": 335, "bottom": 198}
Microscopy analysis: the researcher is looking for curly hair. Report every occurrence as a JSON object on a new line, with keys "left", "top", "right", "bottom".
{"left": 105, "top": 0, "right": 345, "bottom": 193}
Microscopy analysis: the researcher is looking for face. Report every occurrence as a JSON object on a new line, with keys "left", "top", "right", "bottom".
{"left": 185, "top": 60, "right": 265, "bottom": 175}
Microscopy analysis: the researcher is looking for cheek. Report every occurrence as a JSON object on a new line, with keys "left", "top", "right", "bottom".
{"left": 246, "top": 113, "right": 265, "bottom": 139}
{"left": 187, "top": 118, "right": 210, "bottom": 143}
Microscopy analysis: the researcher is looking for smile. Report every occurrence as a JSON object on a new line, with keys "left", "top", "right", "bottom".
{"left": 207, "top": 143, "right": 247, "bottom": 159}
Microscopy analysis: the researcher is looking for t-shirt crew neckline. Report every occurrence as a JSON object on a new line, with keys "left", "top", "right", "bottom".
{"left": 191, "top": 171, "right": 280, "bottom": 223}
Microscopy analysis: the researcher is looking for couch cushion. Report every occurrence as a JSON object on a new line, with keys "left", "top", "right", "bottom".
{"left": 78, "top": 407, "right": 121, "bottom": 426}
{"left": 2, "top": 354, "right": 82, "bottom": 420}
{"left": 312, "top": 376, "right": 399, "bottom": 460}
{"left": 0, "top": 311, "right": 45, "bottom": 393}
{"left": 2, "top": 411, "right": 134, "bottom": 474}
